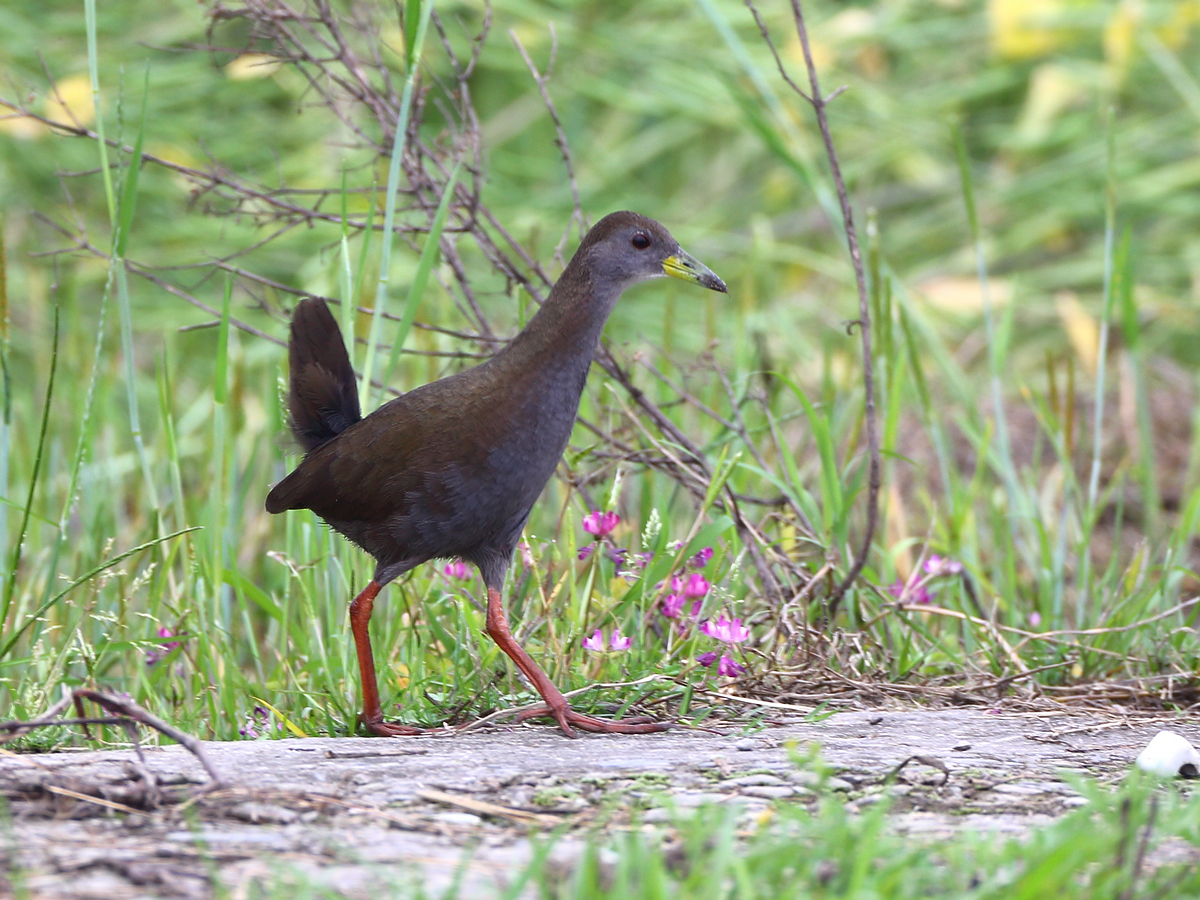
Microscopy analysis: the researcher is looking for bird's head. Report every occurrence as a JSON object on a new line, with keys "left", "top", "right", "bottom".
{"left": 579, "top": 211, "right": 727, "bottom": 295}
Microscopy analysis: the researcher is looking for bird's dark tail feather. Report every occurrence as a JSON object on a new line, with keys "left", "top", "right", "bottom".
{"left": 286, "top": 297, "right": 362, "bottom": 453}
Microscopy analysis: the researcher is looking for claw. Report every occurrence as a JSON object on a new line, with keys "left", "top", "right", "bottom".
{"left": 515, "top": 704, "right": 671, "bottom": 736}
{"left": 362, "top": 716, "right": 427, "bottom": 737}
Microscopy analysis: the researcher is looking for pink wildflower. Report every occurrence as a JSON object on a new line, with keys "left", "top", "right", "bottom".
{"left": 688, "top": 547, "right": 714, "bottom": 570}
{"left": 661, "top": 593, "right": 686, "bottom": 618}
{"left": 577, "top": 545, "right": 594, "bottom": 562}
{"left": 887, "top": 579, "right": 932, "bottom": 604}
{"left": 582, "top": 629, "right": 607, "bottom": 652}
{"left": 683, "top": 573, "right": 710, "bottom": 598}
{"left": 697, "top": 652, "right": 746, "bottom": 677}
{"left": 582, "top": 628, "right": 632, "bottom": 653}
{"left": 1029, "top": 611, "right": 1042, "bottom": 627}
{"left": 699, "top": 614, "right": 750, "bottom": 644}
{"left": 718, "top": 655, "right": 746, "bottom": 677}
{"left": 582, "top": 511, "right": 620, "bottom": 539}
{"left": 443, "top": 559, "right": 471, "bottom": 580}
{"left": 923, "top": 555, "right": 963, "bottom": 576}
{"left": 146, "top": 627, "right": 186, "bottom": 666}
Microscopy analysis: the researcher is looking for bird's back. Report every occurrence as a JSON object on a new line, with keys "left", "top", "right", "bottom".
{"left": 267, "top": 312, "right": 589, "bottom": 580}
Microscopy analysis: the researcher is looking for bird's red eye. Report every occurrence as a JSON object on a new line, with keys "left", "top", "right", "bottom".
{"left": 631, "top": 233, "right": 651, "bottom": 250}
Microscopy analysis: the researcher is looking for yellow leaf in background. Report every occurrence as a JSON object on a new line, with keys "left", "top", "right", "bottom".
{"left": 917, "top": 277, "right": 1013, "bottom": 314}
{"left": 149, "top": 142, "right": 199, "bottom": 169}
{"left": 0, "top": 108, "right": 48, "bottom": 140}
{"left": 379, "top": 23, "right": 404, "bottom": 54}
{"left": 43, "top": 73, "right": 95, "bottom": 127}
{"left": 225, "top": 53, "right": 282, "bottom": 81}
{"left": 149, "top": 143, "right": 201, "bottom": 194}
{"left": 609, "top": 577, "right": 630, "bottom": 601}
{"left": 1055, "top": 291, "right": 1099, "bottom": 376}
{"left": 394, "top": 661, "right": 410, "bottom": 690}
{"left": 780, "top": 523, "right": 796, "bottom": 556}
{"left": 1104, "top": 1, "right": 1140, "bottom": 78}
{"left": 989, "top": 0, "right": 1068, "bottom": 59}
{"left": 1124, "top": 544, "right": 1146, "bottom": 594}
{"left": 1015, "top": 64, "right": 1087, "bottom": 144}
{"left": 1158, "top": 0, "right": 1200, "bottom": 47}
{"left": 825, "top": 8, "right": 875, "bottom": 41}
{"left": 785, "top": 34, "right": 834, "bottom": 72}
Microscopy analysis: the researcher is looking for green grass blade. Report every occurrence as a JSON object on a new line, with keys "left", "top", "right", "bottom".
{"left": 113, "top": 69, "right": 158, "bottom": 515}
{"left": 359, "top": 0, "right": 436, "bottom": 411}
{"left": 84, "top": 0, "right": 115, "bottom": 223}
{"left": 1, "top": 304, "right": 59, "bottom": 631}
{"left": 0, "top": 527, "right": 199, "bottom": 663}
{"left": 383, "top": 161, "right": 460, "bottom": 387}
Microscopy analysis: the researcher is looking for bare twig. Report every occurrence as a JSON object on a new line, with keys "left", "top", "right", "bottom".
{"left": 509, "top": 25, "right": 587, "bottom": 264}
{"left": 745, "top": 0, "right": 880, "bottom": 619}
{"left": 0, "top": 688, "right": 223, "bottom": 790}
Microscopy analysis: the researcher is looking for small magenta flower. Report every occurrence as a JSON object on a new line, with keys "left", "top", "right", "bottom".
{"left": 688, "top": 547, "right": 714, "bottom": 570}
{"left": 577, "top": 545, "right": 594, "bottom": 562}
{"left": 1029, "top": 611, "right": 1042, "bottom": 627}
{"left": 718, "top": 655, "right": 746, "bottom": 677}
{"left": 700, "top": 614, "right": 750, "bottom": 644}
{"left": 583, "top": 628, "right": 632, "bottom": 652}
{"left": 443, "top": 559, "right": 471, "bottom": 580}
{"left": 924, "top": 555, "right": 963, "bottom": 576}
{"left": 661, "top": 593, "right": 686, "bottom": 618}
{"left": 630, "top": 551, "right": 653, "bottom": 569}
{"left": 683, "top": 573, "right": 710, "bottom": 598}
{"left": 887, "top": 579, "right": 932, "bottom": 604}
{"left": 518, "top": 540, "right": 535, "bottom": 567}
{"left": 582, "top": 510, "right": 620, "bottom": 539}
{"left": 582, "top": 629, "right": 607, "bottom": 652}
{"left": 146, "top": 627, "right": 186, "bottom": 666}
{"left": 239, "top": 705, "right": 270, "bottom": 738}
{"left": 697, "top": 652, "right": 745, "bottom": 677}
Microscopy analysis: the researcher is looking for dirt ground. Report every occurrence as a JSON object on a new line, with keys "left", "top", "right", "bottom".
{"left": 2, "top": 707, "right": 1192, "bottom": 899}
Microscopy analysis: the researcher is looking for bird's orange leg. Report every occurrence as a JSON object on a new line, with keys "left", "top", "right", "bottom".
{"left": 484, "top": 586, "right": 670, "bottom": 737}
{"left": 349, "top": 580, "right": 424, "bottom": 736}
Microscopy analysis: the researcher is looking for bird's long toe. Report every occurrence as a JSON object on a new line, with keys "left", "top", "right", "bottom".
{"left": 516, "top": 704, "right": 670, "bottom": 736}
{"left": 362, "top": 717, "right": 427, "bottom": 737}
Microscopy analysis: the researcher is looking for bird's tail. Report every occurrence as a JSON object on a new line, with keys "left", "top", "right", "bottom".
{"left": 284, "top": 298, "right": 362, "bottom": 453}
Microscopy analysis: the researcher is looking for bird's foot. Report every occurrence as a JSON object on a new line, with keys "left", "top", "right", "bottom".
{"left": 515, "top": 704, "right": 671, "bottom": 737}
{"left": 361, "top": 715, "right": 427, "bottom": 737}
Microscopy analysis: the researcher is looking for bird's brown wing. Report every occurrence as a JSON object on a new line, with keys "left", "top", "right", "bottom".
{"left": 264, "top": 368, "right": 494, "bottom": 521}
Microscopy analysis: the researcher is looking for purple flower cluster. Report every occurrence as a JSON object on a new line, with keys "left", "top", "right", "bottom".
{"left": 695, "top": 612, "right": 748, "bottom": 677}
{"left": 443, "top": 559, "right": 472, "bottom": 580}
{"left": 582, "top": 628, "right": 632, "bottom": 653}
{"left": 145, "top": 627, "right": 186, "bottom": 666}
{"left": 239, "top": 705, "right": 285, "bottom": 739}
{"left": 887, "top": 554, "right": 964, "bottom": 605}
{"left": 661, "top": 572, "right": 711, "bottom": 619}
{"left": 582, "top": 510, "right": 620, "bottom": 539}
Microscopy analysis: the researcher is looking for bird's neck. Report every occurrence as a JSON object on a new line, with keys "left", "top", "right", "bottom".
{"left": 499, "top": 262, "right": 622, "bottom": 375}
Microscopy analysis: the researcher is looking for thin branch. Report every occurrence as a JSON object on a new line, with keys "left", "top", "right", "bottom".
{"left": 509, "top": 25, "right": 587, "bottom": 266}
{"left": 746, "top": 0, "right": 880, "bottom": 618}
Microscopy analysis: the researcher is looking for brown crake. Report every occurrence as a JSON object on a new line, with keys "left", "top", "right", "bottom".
{"left": 266, "top": 211, "right": 726, "bottom": 737}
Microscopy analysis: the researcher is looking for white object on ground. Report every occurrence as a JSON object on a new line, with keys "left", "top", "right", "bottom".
{"left": 1135, "top": 730, "right": 1200, "bottom": 778}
